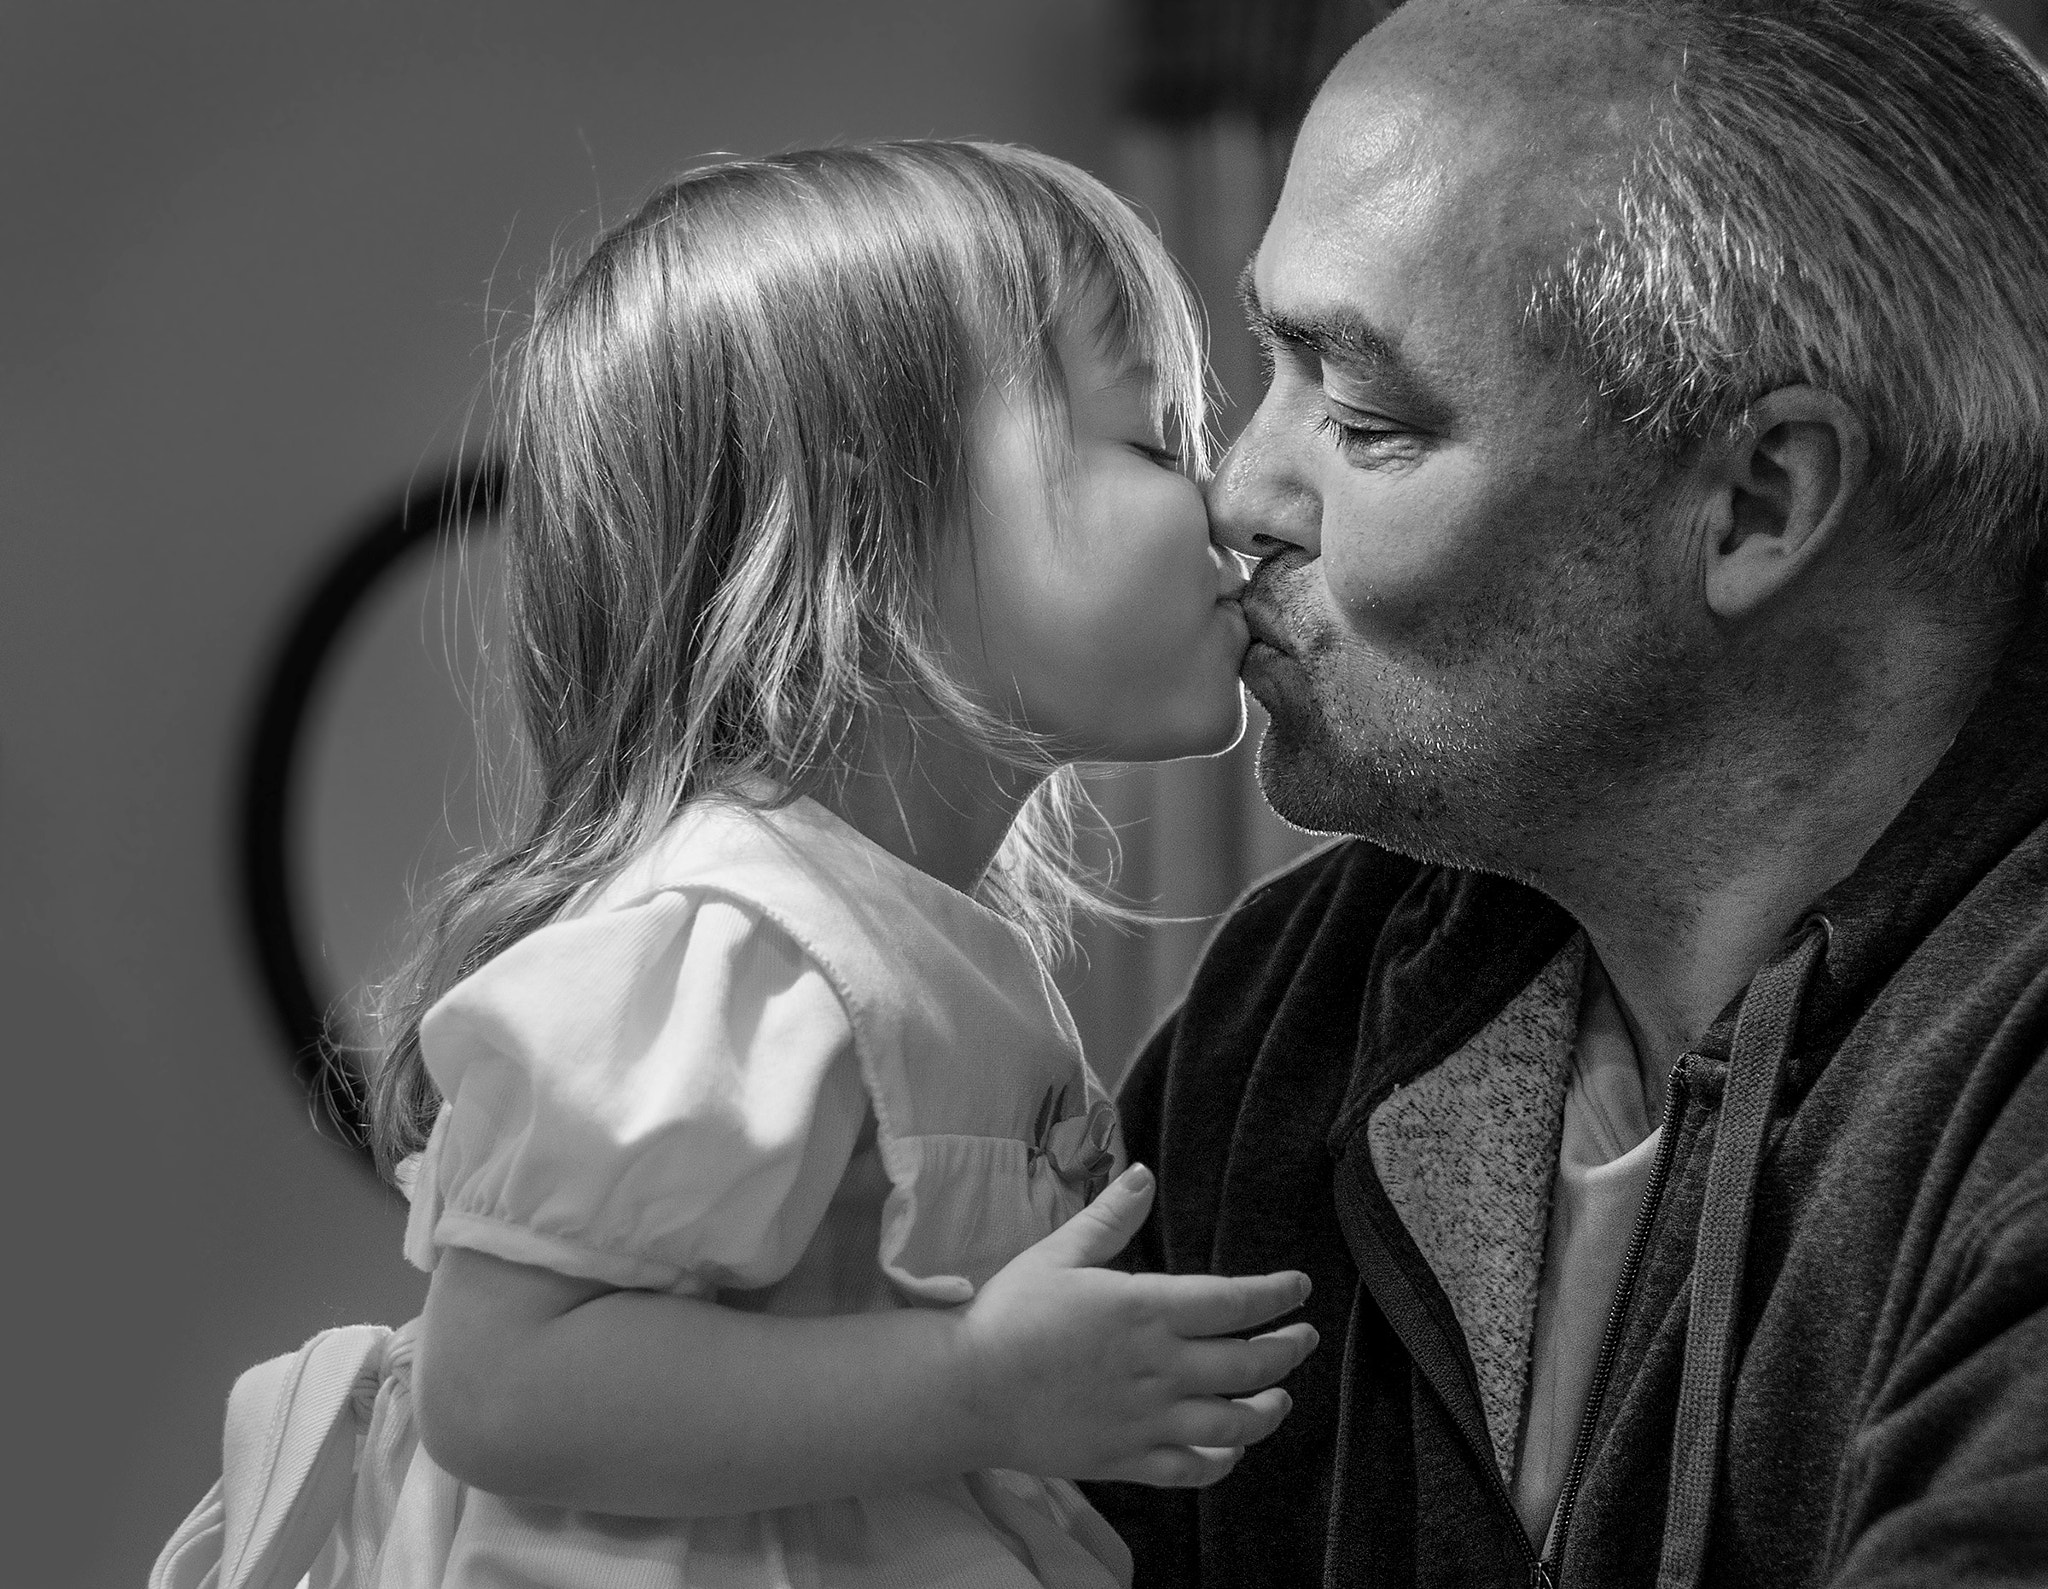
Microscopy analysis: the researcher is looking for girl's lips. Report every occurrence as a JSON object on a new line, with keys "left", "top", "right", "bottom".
{"left": 1239, "top": 602, "right": 1292, "bottom": 657}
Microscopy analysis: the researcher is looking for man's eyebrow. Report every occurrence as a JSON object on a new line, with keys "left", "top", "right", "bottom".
{"left": 1237, "top": 263, "right": 1402, "bottom": 372}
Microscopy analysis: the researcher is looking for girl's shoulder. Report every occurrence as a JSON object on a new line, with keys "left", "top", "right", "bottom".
{"left": 411, "top": 793, "right": 1112, "bottom": 1302}
{"left": 585, "top": 793, "right": 1090, "bottom": 1142}
{"left": 583, "top": 793, "right": 1052, "bottom": 1023}
{"left": 580, "top": 792, "right": 905, "bottom": 925}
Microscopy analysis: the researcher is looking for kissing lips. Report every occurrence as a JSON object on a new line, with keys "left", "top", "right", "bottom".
{"left": 1238, "top": 599, "right": 1294, "bottom": 660}
{"left": 1235, "top": 594, "right": 1309, "bottom": 718}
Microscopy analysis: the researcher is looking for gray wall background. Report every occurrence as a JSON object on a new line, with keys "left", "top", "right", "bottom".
{"left": 10, "top": 4, "right": 2048, "bottom": 1585}
{"left": 0, "top": 6, "right": 1115, "bottom": 1583}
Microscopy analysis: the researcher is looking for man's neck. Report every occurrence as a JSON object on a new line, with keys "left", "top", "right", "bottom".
{"left": 1543, "top": 610, "right": 2002, "bottom": 1115}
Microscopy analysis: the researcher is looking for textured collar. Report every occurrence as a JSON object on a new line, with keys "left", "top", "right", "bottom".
{"left": 1366, "top": 935, "right": 1584, "bottom": 1479}
{"left": 1331, "top": 869, "right": 1575, "bottom": 1148}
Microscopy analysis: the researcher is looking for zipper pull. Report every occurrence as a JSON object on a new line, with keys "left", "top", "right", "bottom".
{"left": 1530, "top": 1561, "right": 1557, "bottom": 1589}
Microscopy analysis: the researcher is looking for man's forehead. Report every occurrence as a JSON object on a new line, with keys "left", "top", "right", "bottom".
{"left": 1328, "top": 0, "right": 1679, "bottom": 122}
{"left": 1252, "top": 102, "right": 1554, "bottom": 378}
{"left": 1252, "top": 2, "right": 1664, "bottom": 365}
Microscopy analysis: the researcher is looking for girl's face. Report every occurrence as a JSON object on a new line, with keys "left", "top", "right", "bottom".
{"left": 938, "top": 321, "right": 1249, "bottom": 763}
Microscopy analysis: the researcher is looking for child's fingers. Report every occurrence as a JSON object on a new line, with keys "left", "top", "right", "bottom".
{"left": 1099, "top": 1444, "right": 1244, "bottom": 1489}
{"left": 1156, "top": 1387, "right": 1294, "bottom": 1451}
{"left": 1232, "top": 1386, "right": 1295, "bottom": 1445}
{"left": 1176, "top": 1322, "right": 1319, "bottom": 1397}
{"left": 1029, "top": 1163, "right": 1156, "bottom": 1269}
{"left": 1140, "top": 1268, "right": 1312, "bottom": 1337}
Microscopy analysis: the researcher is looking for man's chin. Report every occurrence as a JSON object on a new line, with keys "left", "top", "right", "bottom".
{"left": 1253, "top": 718, "right": 1491, "bottom": 870}
{"left": 1253, "top": 718, "right": 1400, "bottom": 841}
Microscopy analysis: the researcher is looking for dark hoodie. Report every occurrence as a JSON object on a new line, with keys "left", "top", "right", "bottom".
{"left": 1086, "top": 602, "right": 2048, "bottom": 1587}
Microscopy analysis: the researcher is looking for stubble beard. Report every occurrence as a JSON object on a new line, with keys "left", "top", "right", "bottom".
{"left": 1251, "top": 522, "right": 1700, "bottom": 883}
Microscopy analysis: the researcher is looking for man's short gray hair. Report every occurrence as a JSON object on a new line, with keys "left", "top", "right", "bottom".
{"left": 1531, "top": 0, "right": 2048, "bottom": 594}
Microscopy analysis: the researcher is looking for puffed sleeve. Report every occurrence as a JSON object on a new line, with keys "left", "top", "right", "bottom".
{"left": 401, "top": 888, "right": 867, "bottom": 1295}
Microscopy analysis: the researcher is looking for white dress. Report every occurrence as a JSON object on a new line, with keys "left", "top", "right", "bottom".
{"left": 317, "top": 794, "right": 1131, "bottom": 1589}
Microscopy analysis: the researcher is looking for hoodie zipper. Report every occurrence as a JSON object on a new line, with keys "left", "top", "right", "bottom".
{"left": 1531, "top": 1052, "right": 1696, "bottom": 1587}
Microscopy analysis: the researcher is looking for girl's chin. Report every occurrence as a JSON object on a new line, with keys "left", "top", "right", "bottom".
{"left": 1097, "top": 678, "right": 1247, "bottom": 764}
{"left": 1187, "top": 680, "right": 1250, "bottom": 759}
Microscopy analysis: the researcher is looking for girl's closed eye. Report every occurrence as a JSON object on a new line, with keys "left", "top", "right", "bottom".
{"left": 957, "top": 318, "right": 1244, "bottom": 767}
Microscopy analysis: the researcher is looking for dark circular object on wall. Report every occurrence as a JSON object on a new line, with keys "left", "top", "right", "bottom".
{"left": 238, "top": 457, "right": 505, "bottom": 1160}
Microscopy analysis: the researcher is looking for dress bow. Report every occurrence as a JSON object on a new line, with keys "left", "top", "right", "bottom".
{"left": 1032, "top": 1085, "right": 1121, "bottom": 1200}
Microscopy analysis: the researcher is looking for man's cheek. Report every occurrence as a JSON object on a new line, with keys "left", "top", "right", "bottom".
{"left": 1322, "top": 538, "right": 1447, "bottom": 645}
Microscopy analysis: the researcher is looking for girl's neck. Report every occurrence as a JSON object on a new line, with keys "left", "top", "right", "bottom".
{"left": 811, "top": 706, "right": 1044, "bottom": 898}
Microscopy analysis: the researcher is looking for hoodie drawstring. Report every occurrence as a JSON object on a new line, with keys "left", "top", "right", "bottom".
{"left": 1656, "top": 921, "right": 1827, "bottom": 1589}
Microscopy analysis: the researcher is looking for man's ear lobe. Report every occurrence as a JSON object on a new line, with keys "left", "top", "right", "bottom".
{"left": 1702, "top": 386, "right": 1870, "bottom": 620}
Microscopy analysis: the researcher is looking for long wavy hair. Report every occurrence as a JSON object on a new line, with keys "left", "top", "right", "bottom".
{"left": 367, "top": 140, "right": 1210, "bottom": 1181}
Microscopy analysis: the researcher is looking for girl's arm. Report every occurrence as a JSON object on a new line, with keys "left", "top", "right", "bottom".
{"left": 414, "top": 1164, "right": 1317, "bottom": 1518}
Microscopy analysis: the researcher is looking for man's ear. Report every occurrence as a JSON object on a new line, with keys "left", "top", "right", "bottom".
{"left": 1696, "top": 386, "right": 1870, "bottom": 620}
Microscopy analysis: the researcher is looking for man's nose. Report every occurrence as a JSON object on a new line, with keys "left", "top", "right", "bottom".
{"left": 1205, "top": 396, "right": 1320, "bottom": 564}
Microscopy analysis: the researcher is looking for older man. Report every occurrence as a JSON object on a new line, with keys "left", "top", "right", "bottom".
{"left": 1087, "top": 1, "right": 2048, "bottom": 1585}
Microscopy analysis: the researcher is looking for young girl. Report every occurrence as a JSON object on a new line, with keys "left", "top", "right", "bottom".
{"left": 163, "top": 140, "right": 1316, "bottom": 1589}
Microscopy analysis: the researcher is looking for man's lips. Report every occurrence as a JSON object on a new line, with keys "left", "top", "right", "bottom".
{"left": 1238, "top": 599, "right": 1293, "bottom": 658}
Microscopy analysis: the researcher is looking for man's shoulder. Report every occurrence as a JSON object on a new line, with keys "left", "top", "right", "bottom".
{"left": 1178, "top": 839, "right": 1570, "bottom": 1052}
{"left": 1188, "top": 836, "right": 1430, "bottom": 997}
{"left": 1119, "top": 839, "right": 1425, "bottom": 1140}
{"left": 1118, "top": 843, "right": 1577, "bottom": 1213}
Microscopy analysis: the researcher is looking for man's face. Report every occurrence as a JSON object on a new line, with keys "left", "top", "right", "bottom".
{"left": 1212, "top": 33, "right": 1700, "bottom": 871}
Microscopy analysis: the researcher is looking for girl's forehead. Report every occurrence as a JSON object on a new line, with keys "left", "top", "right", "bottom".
{"left": 1052, "top": 303, "right": 1157, "bottom": 395}
{"left": 1076, "top": 349, "right": 1157, "bottom": 401}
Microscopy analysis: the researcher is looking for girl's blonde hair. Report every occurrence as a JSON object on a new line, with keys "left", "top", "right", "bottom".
{"left": 368, "top": 140, "right": 1209, "bottom": 1181}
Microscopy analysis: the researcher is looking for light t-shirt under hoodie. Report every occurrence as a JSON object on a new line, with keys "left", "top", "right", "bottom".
{"left": 1511, "top": 955, "right": 1663, "bottom": 1550}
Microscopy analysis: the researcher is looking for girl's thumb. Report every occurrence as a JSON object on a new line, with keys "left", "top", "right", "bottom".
{"left": 1042, "top": 1163, "right": 1155, "bottom": 1268}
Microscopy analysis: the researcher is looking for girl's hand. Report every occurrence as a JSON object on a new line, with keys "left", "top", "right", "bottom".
{"left": 951, "top": 1163, "right": 1318, "bottom": 1488}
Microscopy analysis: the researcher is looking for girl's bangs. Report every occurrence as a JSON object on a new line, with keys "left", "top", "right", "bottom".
{"left": 1079, "top": 242, "right": 1211, "bottom": 473}
{"left": 941, "top": 148, "right": 1210, "bottom": 477}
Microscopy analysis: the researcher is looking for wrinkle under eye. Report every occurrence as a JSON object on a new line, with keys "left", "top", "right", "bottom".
{"left": 1313, "top": 411, "right": 1423, "bottom": 468}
